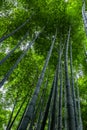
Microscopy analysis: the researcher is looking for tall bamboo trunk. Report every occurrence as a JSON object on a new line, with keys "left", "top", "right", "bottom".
{"left": 64, "top": 27, "right": 76, "bottom": 130}
{"left": 50, "top": 37, "right": 62, "bottom": 130}
{"left": 0, "top": 29, "right": 43, "bottom": 88}
{"left": 29, "top": 77, "right": 49, "bottom": 130}
{"left": 17, "top": 97, "right": 30, "bottom": 130}
{"left": 58, "top": 61, "right": 63, "bottom": 130}
{"left": 48, "top": 79, "right": 56, "bottom": 130}
{"left": 18, "top": 31, "right": 57, "bottom": 130}
{"left": 50, "top": 73, "right": 57, "bottom": 130}
{"left": 40, "top": 77, "right": 55, "bottom": 130}
{"left": 76, "top": 83, "right": 83, "bottom": 130}
{"left": 64, "top": 81, "right": 68, "bottom": 130}
{"left": 7, "top": 94, "right": 28, "bottom": 130}
{"left": 70, "top": 42, "right": 78, "bottom": 129}
{"left": 82, "top": 1, "right": 87, "bottom": 35}
{"left": 36, "top": 78, "right": 49, "bottom": 130}
{"left": 6, "top": 98, "right": 17, "bottom": 130}
{"left": 0, "top": 31, "right": 29, "bottom": 65}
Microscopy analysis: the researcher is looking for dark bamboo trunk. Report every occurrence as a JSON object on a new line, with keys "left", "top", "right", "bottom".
{"left": 82, "top": 2, "right": 87, "bottom": 35}
{"left": 50, "top": 74, "right": 57, "bottom": 130}
{"left": 50, "top": 37, "right": 62, "bottom": 130}
{"left": 6, "top": 98, "right": 17, "bottom": 130}
{"left": 70, "top": 42, "right": 78, "bottom": 129}
{"left": 36, "top": 78, "right": 49, "bottom": 130}
{"left": 0, "top": 31, "right": 29, "bottom": 65}
{"left": 64, "top": 82, "right": 68, "bottom": 130}
{"left": 29, "top": 78, "right": 49, "bottom": 130}
{"left": 64, "top": 27, "right": 76, "bottom": 130}
{"left": 58, "top": 62, "right": 63, "bottom": 130}
{"left": 40, "top": 77, "right": 55, "bottom": 130}
{"left": 17, "top": 98, "right": 30, "bottom": 130}
{"left": 7, "top": 94, "right": 28, "bottom": 130}
{"left": 18, "top": 31, "right": 57, "bottom": 130}
{"left": 0, "top": 30, "right": 43, "bottom": 88}
{"left": 76, "top": 83, "right": 83, "bottom": 130}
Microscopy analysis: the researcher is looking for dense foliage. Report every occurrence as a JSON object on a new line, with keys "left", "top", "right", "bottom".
{"left": 0, "top": 0, "right": 87, "bottom": 130}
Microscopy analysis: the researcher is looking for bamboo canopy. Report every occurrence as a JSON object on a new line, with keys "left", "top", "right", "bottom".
{"left": 0, "top": 0, "right": 86, "bottom": 130}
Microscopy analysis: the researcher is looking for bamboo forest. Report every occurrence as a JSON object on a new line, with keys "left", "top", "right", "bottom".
{"left": 0, "top": 0, "right": 87, "bottom": 130}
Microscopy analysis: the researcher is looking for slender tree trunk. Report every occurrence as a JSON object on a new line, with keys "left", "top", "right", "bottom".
{"left": 50, "top": 73, "right": 56, "bottom": 130}
{"left": 35, "top": 99, "right": 44, "bottom": 130}
{"left": 58, "top": 61, "right": 63, "bottom": 130}
{"left": 50, "top": 37, "right": 62, "bottom": 130}
{"left": 29, "top": 77, "right": 49, "bottom": 130}
{"left": 63, "top": 40, "right": 67, "bottom": 130}
{"left": 82, "top": 1, "right": 87, "bottom": 35}
{"left": 64, "top": 83, "right": 68, "bottom": 130}
{"left": 76, "top": 84, "right": 83, "bottom": 130}
{"left": 7, "top": 94, "right": 28, "bottom": 130}
{"left": 17, "top": 97, "right": 30, "bottom": 130}
{"left": 55, "top": 85, "right": 59, "bottom": 129}
{"left": 17, "top": 77, "right": 37, "bottom": 130}
{"left": 64, "top": 27, "right": 76, "bottom": 130}
{"left": 0, "top": 31, "right": 29, "bottom": 65}
{"left": 35, "top": 78, "right": 49, "bottom": 130}
{"left": 70, "top": 42, "right": 78, "bottom": 129}
{"left": 40, "top": 77, "right": 55, "bottom": 130}
{"left": 48, "top": 82, "right": 55, "bottom": 130}
{"left": 6, "top": 98, "right": 17, "bottom": 130}
{"left": 36, "top": 107, "right": 42, "bottom": 130}
{"left": 0, "top": 29, "right": 43, "bottom": 88}
{"left": 18, "top": 31, "right": 57, "bottom": 130}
